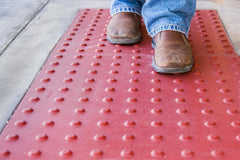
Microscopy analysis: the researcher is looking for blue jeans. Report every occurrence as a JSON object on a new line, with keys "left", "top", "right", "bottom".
{"left": 110, "top": 0, "right": 196, "bottom": 38}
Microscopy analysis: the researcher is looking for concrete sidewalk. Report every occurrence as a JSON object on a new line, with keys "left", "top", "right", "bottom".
{"left": 0, "top": 0, "right": 240, "bottom": 131}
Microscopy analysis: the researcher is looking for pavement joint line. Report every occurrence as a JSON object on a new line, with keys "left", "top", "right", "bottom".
{"left": 0, "top": 0, "right": 51, "bottom": 56}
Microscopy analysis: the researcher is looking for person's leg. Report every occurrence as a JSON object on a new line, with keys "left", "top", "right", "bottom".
{"left": 142, "top": 0, "right": 196, "bottom": 73}
{"left": 107, "top": 0, "right": 145, "bottom": 44}
{"left": 110, "top": 0, "right": 144, "bottom": 16}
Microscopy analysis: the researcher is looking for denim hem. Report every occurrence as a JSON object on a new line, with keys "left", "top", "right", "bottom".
{"left": 110, "top": 7, "right": 142, "bottom": 17}
{"left": 149, "top": 24, "right": 189, "bottom": 38}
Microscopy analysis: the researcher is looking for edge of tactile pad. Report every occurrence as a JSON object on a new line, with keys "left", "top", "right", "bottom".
{"left": 0, "top": 9, "right": 240, "bottom": 160}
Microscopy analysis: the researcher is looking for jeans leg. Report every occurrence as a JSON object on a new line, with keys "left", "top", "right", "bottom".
{"left": 110, "top": 0, "right": 145, "bottom": 16}
{"left": 142, "top": 0, "right": 196, "bottom": 38}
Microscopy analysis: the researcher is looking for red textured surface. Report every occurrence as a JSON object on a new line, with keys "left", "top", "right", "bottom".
{"left": 0, "top": 9, "right": 240, "bottom": 159}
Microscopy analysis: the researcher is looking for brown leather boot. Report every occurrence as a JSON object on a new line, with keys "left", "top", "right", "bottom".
{"left": 152, "top": 31, "right": 193, "bottom": 73}
{"left": 107, "top": 12, "right": 142, "bottom": 44}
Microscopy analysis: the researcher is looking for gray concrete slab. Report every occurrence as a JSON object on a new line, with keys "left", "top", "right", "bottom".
{"left": 0, "top": 0, "right": 239, "bottom": 132}
{"left": 0, "top": 0, "right": 50, "bottom": 54}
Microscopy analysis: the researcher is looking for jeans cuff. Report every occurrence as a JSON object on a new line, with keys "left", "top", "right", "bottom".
{"left": 110, "top": 7, "right": 142, "bottom": 17}
{"left": 149, "top": 24, "right": 189, "bottom": 38}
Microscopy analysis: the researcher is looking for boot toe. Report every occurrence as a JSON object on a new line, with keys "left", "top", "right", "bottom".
{"left": 106, "top": 12, "right": 141, "bottom": 44}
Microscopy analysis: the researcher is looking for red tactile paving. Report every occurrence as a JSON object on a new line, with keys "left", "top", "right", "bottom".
{"left": 0, "top": 9, "right": 240, "bottom": 159}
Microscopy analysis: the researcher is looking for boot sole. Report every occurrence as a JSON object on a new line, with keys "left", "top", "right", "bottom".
{"left": 152, "top": 56, "right": 193, "bottom": 74}
{"left": 107, "top": 33, "right": 142, "bottom": 45}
